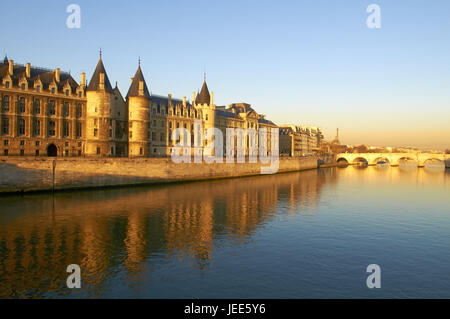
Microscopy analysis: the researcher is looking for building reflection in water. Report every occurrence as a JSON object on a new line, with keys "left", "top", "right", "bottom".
{"left": 0, "top": 168, "right": 328, "bottom": 297}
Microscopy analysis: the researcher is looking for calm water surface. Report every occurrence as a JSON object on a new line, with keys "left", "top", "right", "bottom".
{"left": 0, "top": 165, "right": 449, "bottom": 298}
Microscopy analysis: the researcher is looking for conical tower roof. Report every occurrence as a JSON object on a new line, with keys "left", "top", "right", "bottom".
{"left": 126, "top": 64, "right": 150, "bottom": 99}
{"left": 86, "top": 57, "right": 113, "bottom": 92}
{"left": 196, "top": 80, "right": 210, "bottom": 105}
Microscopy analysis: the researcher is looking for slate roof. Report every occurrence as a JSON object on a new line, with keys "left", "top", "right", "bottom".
{"left": 0, "top": 58, "right": 79, "bottom": 93}
{"left": 126, "top": 65, "right": 150, "bottom": 99}
{"left": 86, "top": 57, "right": 113, "bottom": 92}
{"left": 196, "top": 81, "right": 210, "bottom": 105}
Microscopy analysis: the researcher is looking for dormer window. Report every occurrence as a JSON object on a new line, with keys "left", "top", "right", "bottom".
{"left": 65, "top": 90, "right": 69, "bottom": 96}
{"left": 5, "top": 81, "right": 9, "bottom": 88}
{"left": 21, "top": 83, "right": 25, "bottom": 90}
{"left": 51, "top": 87, "right": 55, "bottom": 94}
{"left": 36, "top": 85, "right": 40, "bottom": 92}
{"left": 78, "top": 91, "right": 82, "bottom": 97}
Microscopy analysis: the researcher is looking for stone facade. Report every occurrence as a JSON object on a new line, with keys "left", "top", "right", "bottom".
{"left": 280, "top": 124, "right": 324, "bottom": 157}
{"left": 1, "top": 55, "right": 279, "bottom": 158}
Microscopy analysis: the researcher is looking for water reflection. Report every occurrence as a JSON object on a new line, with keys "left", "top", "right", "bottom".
{"left": 0, "top": 166, "right": 447, "bottom": 298}
{"left": 0, "top": 169, "right": 329, "bottom": 298}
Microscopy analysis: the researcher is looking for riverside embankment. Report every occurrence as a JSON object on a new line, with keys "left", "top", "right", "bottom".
{"left": 0, "top": 156, "right": 318, "bottom": 194}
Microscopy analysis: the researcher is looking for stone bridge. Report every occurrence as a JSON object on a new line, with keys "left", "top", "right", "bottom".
{"left": 336, "top": 153, "right": 450, "bottom": 167}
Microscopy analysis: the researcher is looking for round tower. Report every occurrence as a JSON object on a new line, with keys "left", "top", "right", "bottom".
{"left": 126, "top": 63, "right": 150, "bottom": 157}
{"left": 85, "top": 54, "right": 115, "bottom": 156}
{"left": 194, "top": 76, "right": 215, "bottom": 153}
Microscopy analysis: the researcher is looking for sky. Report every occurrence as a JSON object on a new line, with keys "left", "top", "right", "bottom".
{"left": 1, "top": 0, "right": 450, "bottom": 150}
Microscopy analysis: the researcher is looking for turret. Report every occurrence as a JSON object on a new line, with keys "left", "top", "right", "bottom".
{"left": 85, "top": 53, "right": 115, "bottom": 156}
{"left": 126, "top": 62, "right": 150, "bottom": 157}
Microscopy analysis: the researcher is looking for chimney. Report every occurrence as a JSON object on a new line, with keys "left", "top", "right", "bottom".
{"left": 26, "top": 63, "right": 31, "bottom": 78}
{"left": 192, "top": 92, "right": 196, "bottom": 106}
{"left": 99, "top": 72, "right": 105, "bottom": 90}
{"left": 8, "top": 60, "right": 13, "bottom": 75}
{"left": 138, "top": 81, "right": 144, "bottom": 96}
{"left": 80, "top": 72, "right": 86, "bottom": 87}
{"left": 182, "top": 96, "right": 186, "bottom": 107}
{"left": 210, "top": 91, "right": 214, "bottom": 106}
{"left": 55, "top": 68, "right": 60, "bottom": 82}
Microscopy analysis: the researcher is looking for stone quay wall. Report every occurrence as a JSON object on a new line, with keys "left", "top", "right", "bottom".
{"left": 0, "top": 156, "right": 318, "bottom": 193}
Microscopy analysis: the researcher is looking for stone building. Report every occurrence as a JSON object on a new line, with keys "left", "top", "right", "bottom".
{"left": 0, "top": 56, "right": 86, "bottom": 157}
{"left": 1, "top": 55, "right": 278, "bottom": 158}
{"left": 279, "top": 124, "right": 323, "bottom": 157}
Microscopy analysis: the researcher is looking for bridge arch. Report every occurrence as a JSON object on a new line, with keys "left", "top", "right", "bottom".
{"left": 372, "top": 157, "right": 390, "bottom": 165}
{"left": 352, "top": 157, "right": 369, "bottom": 166}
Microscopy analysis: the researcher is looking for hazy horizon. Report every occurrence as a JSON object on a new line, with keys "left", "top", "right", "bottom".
{"left": 1, "top": 0, "right": 449, "bottom": 150}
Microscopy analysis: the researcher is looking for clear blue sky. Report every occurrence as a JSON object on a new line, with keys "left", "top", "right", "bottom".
{"left": 1, "top": 0, "right": 450, "bottom": 150}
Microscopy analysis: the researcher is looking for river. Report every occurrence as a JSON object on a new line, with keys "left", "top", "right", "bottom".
{"left": 0, "top": 165, "right": 449, "bottom": 298}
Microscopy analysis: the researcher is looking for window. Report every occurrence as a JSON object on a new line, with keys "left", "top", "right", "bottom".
{"left": 51, "top": 87, "right": 55, "bottom": 94}
{"left": 78, "top": 150, "right": 81, "bottom": 156}
{"left": 19, "top": 118, "right": 25, "bottom": 135}
{"left": 35, "top": 141, "right": 40, "bottom": 146}
{"left": 76, "top": 104, "right": 82, "bottom": 118}
{"left": 109, "top": 129, "right": 112, "bottom": 137}
{"left": 20, "top": 140, "right": 24, "bottom": 146}
{"left": 176, "top": 122, "right": 179, "bottom": 128}
{"left": 4, "top": 140, "right": 8, "bottom": 146}
{"left": 3, "top": 118, "right": 9, "bottom": 136}
{"left": 63, "top": 121, "right": 69, "bottom": 137}
{"left": 94, "top": 118, "right": 98, "bottom": 126}
{"left": 49, "top": 100, "right": 55, "bottom": 115}
{"left": 94, "top": 128, "right": 98, "bottom": 137}
{"left": 34, "top": 99, "right": 40, "bottom": 114}
{"left": 63, "top": 102, "right": 69, "bottom": 117}
{"left": 35, "top": 150, "right": 39, "bottom": 156}
{"left": 21, "top": 83, "right": 25, "bottom": 90}
{"left": 36, "top": 85, "right": 40, "bottom": 92}
{"left": 65, "top": 90, "right": 69, "bottom": 96}
{"left": 139, "top": 147, "right": 143, "bottom": 155}
{"left": 96, "top": 147, "right": 100, "bottom": 155}
{"left": 20, "top": 149, "right": 24, "bottom": 156}
{"left": 5, "top": 81, "right": 9, "bottom": 89}
{"left": 34, "top": 120, "right": 40, "bottom": 136}
{"left": 152, "top": 132, "right": 156, "bottom": 141}
{"left": 110, "top": 147, "right": 114, "bottom": 155}
{"left": 76, "top": 122, "right": 82, "bottom": 138}
{"left": 160, "top": 133, "right": 164, "bottom": 142}
{"left": 65, "top": 150, "right": 69, "bottom": 156}
{"left": 49, "top": 121, "right": 56, "bottom": 136}
{"left": 129, "top": 131, "right": 132, "bottom": 138}
{"left": 169, "top": 122, "right": 172, "bottom": 128}
{"left": 19, "top": 97, "right": 25, "bottom": 113}
{"left": 2, "top": 96, "right": 9, "bottom": 112}
{"left": 157, "top": 104, "right": 160, "bottom": 113}
{"left": 4, "top": 150, "right": 8, "bottom": 156}
{"left": 206, "top": 114, "right": 208, "bottom": 121}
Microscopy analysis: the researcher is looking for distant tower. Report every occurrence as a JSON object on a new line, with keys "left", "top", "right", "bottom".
{"left": 126, "top": 61, "right": 151, "bottom": 157}
{"left": 332, "top": 128, "right": 341, "bottom": 144}
{"left": 85, "top": 52, "right": 115, "bottom": 156}
{"left": 193, "top": 74, "right": 215, "bottom": 153}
